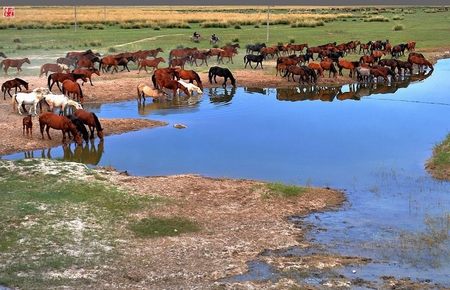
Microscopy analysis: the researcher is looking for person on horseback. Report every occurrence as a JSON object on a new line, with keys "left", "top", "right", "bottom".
{"left": 192, "top": 31, "right": 200, "bottom": 41}
{"left": 210, "top": 33, "right": 219, "bottom": 44}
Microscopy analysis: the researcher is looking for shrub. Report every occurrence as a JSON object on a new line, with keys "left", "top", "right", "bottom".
{"left": 234, "top": 25, "right": 241, "bottom": 29}
{"left": 108, "top": 47, "right": 117, "bottom": 52}
{"left": 393, "top": 15, "right": 404, "bottom": 20}
{"left": 13, "top": 38, "right": 21, "bottom": 43}
{"left": 364, "top": 16, "right": 390, "bottom": 22}
{"left": 89, "top": 41, "right": 102, "bottom": 47}
{"left": 153, "top": 26, "right": 160, "bottom": 30}
{"left": 393, "top": 24, "right": 404, "bottom": 31}
{"left": 232, "top": 38, "right": 239, "bottom": 43}
{"left": 254, "top": 25, "right": 260, "bottom": 28}
{"left": 201, "top": 22, "right": 230, "bottom": 28}
{"left": 291, "top": 20, "right": 324, "bottom": 28}
{"left": 290, "top": 39, "right": 295, "bottom": 43}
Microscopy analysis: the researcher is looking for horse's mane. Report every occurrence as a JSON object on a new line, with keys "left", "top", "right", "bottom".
{"left": 14, "top": 78, "right": 28, "bottom": 85}
{"left": 91, "top": 113, "right": 103, "bottom": 132}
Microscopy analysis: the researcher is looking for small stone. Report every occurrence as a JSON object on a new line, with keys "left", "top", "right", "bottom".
{"left": 352, "top": 270, "right": 357, "bottom": 274}
{"left": 173, "top": 123, "right": 187, "bottom": 129}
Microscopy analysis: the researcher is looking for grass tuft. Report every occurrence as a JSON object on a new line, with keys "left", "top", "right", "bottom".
{"left": 129, "top": 217, "right": 200, "bottom": 238}
{"left": 263, "top": 182, "right": 307, "bottom": 198}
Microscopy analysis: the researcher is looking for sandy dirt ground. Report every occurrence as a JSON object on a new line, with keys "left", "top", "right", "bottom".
{"left": 93, "top": 168, "right": 353, "bottom": 288}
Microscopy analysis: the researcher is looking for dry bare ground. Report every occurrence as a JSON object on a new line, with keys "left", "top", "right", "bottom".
{"left": 93, "top": 169, "right": 349, "bottom": 288}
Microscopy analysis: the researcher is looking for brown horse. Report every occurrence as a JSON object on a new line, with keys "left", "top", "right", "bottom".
{"left": 320, "top": 59, "right": 338, "bottom": 78}
{"left": 157, "top": 78, "right": 190, "bottom": 98}
{"left": 371, "top": 50, "right": 385, "bottom": 62}
{"left": 407, "top": 41, "right": 416, "bottom": 51}
{"left": 169, "top": 57, "right": 189, "bottom": 70}
{"left": 287, "top": 43, "right": 308, "bottom": 54}
{"left": 137, "top": 57, "right": 165, "bottom": 73}
{"left": 308, "top": 62, "right": 324, "bottom": 77}
{"left": 0, "top": 58, "right": 31, "bottom": 74}
{"left": 152, "top": 68, "right": 180, "bottom": 89}
{"left": 175, "top": 69, "right": 203, "bottom": 90}
{"left": 74, "top": 109, "right": 104, "bottom": 140}
{"left": 191, "top": 50, "right": 211, "bottom": 66}
{"left": 72, "top": 68, "right": 100, "bottom": 86}
{"left": 337, "top": 59, "right": 359, "bottom": 77}
{"left": 408, "top": 54, "right": 433, "bottom": 72}
{"left": 48, "top": 73, "right": 87, "bottom": 92}
{"left": 39, "top": 112, "right": 82, "bottom": 145}
{"left": 169, "top": 47, "right": 197, "bottom": 60}
{"left": 23, "top": 114, "right": 33, "bottom": 137}
{"left": 260, "top": 46, "right": 279, "bottom": 59}
{"left": 360, "top": 55, "right": 375, "bottom": 66}
{"left": 2, "top": 78, "right": 29, "bottom": 100}
{"left": 57, "top": 57, "right": 77, "bottom": 68}
{"left": 99, "top": 56, "right": 119, "bottom": 74}
{"left": 40, "top": 63, "right": 69, "bottom": 77}
{"left": 77, "top": 57, "right": 96, "bottom": 70}
{"left": 62, "top": 80, "right": 84, "bottom": 103}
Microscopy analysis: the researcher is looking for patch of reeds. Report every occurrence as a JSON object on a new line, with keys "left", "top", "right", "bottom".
{"left": 392, "top": 15, "right": 404, "bottom": 20}
{"left": 393, "top": 24, "right": 405, "bottom": 31}
{"left": 291, "top": 19, "right": 325, "bottom": 28}
{"left": 201, "top": 21, "right": 230, "bottom": 28}
{"left": 364, "top": 16, "right": 390, "bottom": 22}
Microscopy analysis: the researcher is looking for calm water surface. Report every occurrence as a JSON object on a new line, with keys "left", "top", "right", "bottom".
{"left": 4, "top": 60, "right": 450, "bottom": 286}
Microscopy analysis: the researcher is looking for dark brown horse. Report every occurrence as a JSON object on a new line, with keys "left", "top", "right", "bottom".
{"left": 39, "top": 112, "right": 82, "bottom": 145}
{"left": 73, "top": 109, "right": 104, "bottom": 140}
{"left": 72, "top": 68, "right": 100, "bottom": 86}
{"left": 57, "top": 57, "right": 77, "bottom": 68}
{"left": 48, "top": 73, "right": 87, "bottom": 91}
{"left": 191, "top": 50, "right": 211, "bottom": 66}
{"left": 1, "top": 78, "right": 29, "bottom": 100}
{"left": 175, "top": 69, "right": 203, "bottom": 90}
{"left": 62, "top": 79, "right": 84, "bottom": 103}
{"left": 1, "top": 58, "right": 30, "bottom": 74}
{"left": 137, "top": 57, "right": 165, "bottom": 73}
{"left": 169, "top": 57, "right": 189, "bottom": 70}
{"left": 40, "top": 63, "right": 70, "bottom": 77}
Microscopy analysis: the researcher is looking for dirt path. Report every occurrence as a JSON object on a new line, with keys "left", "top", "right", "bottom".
{"left": 113, "top": 33, "right": 185, "bottom": 48}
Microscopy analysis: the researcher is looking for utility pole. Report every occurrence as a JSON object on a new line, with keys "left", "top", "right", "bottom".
{"left": 266, "top": 5, "right": 270, "bottom": 42}
{"left": 103, "top": 6, "right": 106, "bottom": 24}
{"left": 74, "top": 6, "right": 77, "bottom": 32}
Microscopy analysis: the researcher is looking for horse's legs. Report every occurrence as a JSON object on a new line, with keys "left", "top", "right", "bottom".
{"left": 46, "top": 125, "right": 52, "bottom": 140}
{"left": 89, "top": 126, "right": 95, "bottom": 139}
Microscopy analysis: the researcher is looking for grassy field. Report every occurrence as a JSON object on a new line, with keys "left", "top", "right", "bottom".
{"left": 427, "top": 134, "right": 450, "bottom": 180}
{"left": 0, "top": 6, "right": 449, "bottom": 75}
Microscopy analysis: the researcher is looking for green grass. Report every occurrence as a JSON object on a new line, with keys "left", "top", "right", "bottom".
{"left": 129, "top": 217, "right": 200, "bottom": 238}
{"left": 0, "top": 159, "right": 168, "bottom": 289}
{"left": 263, "top": 182, "right": 307, "bottom": 198}
{"left": 0, "top": 7, "right": 450, "bottom": 76}
{"left": 428, "top": 133, "right": 450, "bottom": 180}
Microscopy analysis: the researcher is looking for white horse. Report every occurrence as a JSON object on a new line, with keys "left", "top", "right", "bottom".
{"left": 177, "top": 80, "right": 203, "bottom": 96}
{"left": 137, "top": 83, "right": 168, "bottom": 102}
{"left": 12, "top": 87, "right": 49, "bottom": 115}
{"left": 43, "top": 93, "right": 83, "bottom": 115}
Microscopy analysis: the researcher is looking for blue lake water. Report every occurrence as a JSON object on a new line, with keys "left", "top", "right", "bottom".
{"left": 3, "top": 61, "right": 450, "bottom": 286}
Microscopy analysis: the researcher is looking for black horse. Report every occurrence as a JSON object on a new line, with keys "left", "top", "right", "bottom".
{"left": 208, "top": 66, "right": 236, "bottom": 88}
{"left": 1, "top": 78, "right": 29, "bottom": 100}
{"left": 67, "top": 115, "right": 89, "bottom": 142}
{"left": 244, "top": 54, "right": 265, "bottom": 69}
{"left": 0, "top": 52, "right": 7, "bottom": 58}
{"left": 246, "top": 43, "right": 266, "bottom": 54}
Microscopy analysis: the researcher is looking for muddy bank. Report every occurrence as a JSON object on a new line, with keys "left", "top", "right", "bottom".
{"left": 95, "top": 168, "right": 346, "bottom": 288}
{"left": 0, "top": 103, "right": 167, "bottom": 156}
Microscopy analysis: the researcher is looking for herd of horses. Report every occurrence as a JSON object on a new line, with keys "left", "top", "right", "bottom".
{"left": 0, "top": 36, "right": 435, "bottom": 147}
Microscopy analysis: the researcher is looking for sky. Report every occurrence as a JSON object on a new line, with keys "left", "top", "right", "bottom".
{"left": 2, "top": 0, "right": 450, "bottom": 5}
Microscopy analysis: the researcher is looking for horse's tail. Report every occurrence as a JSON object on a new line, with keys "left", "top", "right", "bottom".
{"left": 92, "top": 113, "right": 103, "bottom": 132}
{"left": 208, "top": 69, "right": 213, "bottom": 84}
{"left": 152, "top": 74, "right": 157, "bottom": 89}
{"left": 77, "top": 83, "right": 83, "bottom": 99}
{"left": 193, "top": 71, "right": 203, "bottom": 89}
{"left": 12, "top": 93, "right": 17, "bottom": 111}
{"left": 243, "top": 55, "right": 247, "bottom": 64}
{"left": 1, "top": 83, "right": 5, "bottom": 93}
{"left": 0, "top": 60, "right": 4, "bottom": 70}
{"left": 98, "top": 60, "right": 102, "bottom": 73}
{"left": 47, "top": 74, "right": 52, "bottom": 89}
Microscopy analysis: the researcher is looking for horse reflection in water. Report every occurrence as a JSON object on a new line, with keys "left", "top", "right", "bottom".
{"left": 208, "top": 87, "right": 236, "bottom": 104}
{"left": 137, "top": 94, "right": 203, "bottom": 116}
{"left": 277, "top": 71, "right": 432, "bottom": 102}
{"left": 23, "top": 140, "right": 104, "bottom": 166}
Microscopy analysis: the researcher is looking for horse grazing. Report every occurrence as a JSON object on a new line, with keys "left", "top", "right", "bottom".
{"left": 48, "top": 73, "right": 87, "bottom": 92}
{"left": 39, "top": 112, "right": 82, "bottom": 145}
{"left": 0, "top": 58, "right": 31, "bottom": 74}
{"left": 396, "top": 60, "right": 413, "bottom": 75}
{"left": 13, "top": 87, "right": 49, "bottom": 115}
{"left": 2, "top": 78, "right": 29, "bottom": 100}
{"left": 137, "top": 83, "right": 167, "bottom": 103}
{"left": 72, "top": 68, "right": 100, "bottom": 86}
{"left": 23, "top": 115, "right": 33, "bottom": 137}
{"left": 178, "top": 80, "right": 202, "bottom": 96}
{"left": 62, "top": 80, "right": 84, "bottom": 103}
{"left": 356, "top": 67, "right": 371, "bottom": 82}
{"left": 152, "top": 68, "right": 180, "bottom": 89}
{"left": 67, "top": 115, "right": 89, "bottom": 142}
{"left": 308, "top": 63, "right": 324, "bottom": 77}
{"left": 73, "top": 109, "right": 104, "bottom": 140}
{"left": 137, "top": 57, "right": 165, "bottom": 73}
{"left": 244, "top": 54, "right": 265, "bottom": 69}
{"left": 283, "top": 66, "right": 310, "bottom": 84}
{"left": 208, "top": 66, "right": 236, "bottom": 88}
{"left": 44, "top": 93, "right": 83, "bottom": 115}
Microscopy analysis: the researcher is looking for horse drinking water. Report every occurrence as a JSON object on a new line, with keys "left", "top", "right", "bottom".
{"left": 39, "top": 112, "right": 82, "bottom": 145}
{"left": 73, "top": 109, "right": 104, "bottom": 140}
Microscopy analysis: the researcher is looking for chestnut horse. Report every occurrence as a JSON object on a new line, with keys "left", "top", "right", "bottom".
{"left": 48, "top": 73, "right": 87, "bottom": 92}
{"left": 152, "top": 68, "right": 180, "bottom": 89}
{"left": 157, "top": 79, "right": 190, "bottom": 98}
{"left": 40, "top": 63, "right": 69, "bottom": 77}
{"left": 169, "top": 57, "right": 189, "bottom": 70}
{"left": 62, "top": 80, "right": 84, "bottom": 103}
{"left": 337, "top": 59, "right": 359, "bottom": 77}
{"left": 99, "top": 56, "right": 119, "bottom": 74}
{"left": 2, "top": 78, "right": 28, "bottom": 100}
{"left": 320, "top": 59, "right": 338, "bottom": 78}
{"left": 74, "top": 109, "right": 104, "bottom": 140}
{"left": 39, "top": 112, "right": 82, "bottom": 145}
{"left": 137, "top": 57, "right": 166, "bottom": 73}
{"left": 0, "top": 58, "right": 31, "bottom": 74}
{"left": 175, "top": 69, "right": 203, "bottom": 90}
{"left": 308, "top": 62, "right": 324, "bottom": 77}
{"left": 72, "top": 68, "right": 100, "bottom": 86}
{"left": 408, "top": 54, "right": 433, "bottom": 72}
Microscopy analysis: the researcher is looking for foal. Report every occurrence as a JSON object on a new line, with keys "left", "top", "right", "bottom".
{"left": 23, "top": 115, "right": 32, "bottom": 137}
